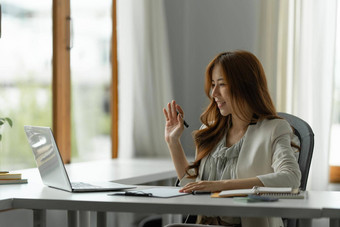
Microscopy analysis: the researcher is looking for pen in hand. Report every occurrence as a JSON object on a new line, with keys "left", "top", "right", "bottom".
{"left": 177, "top": 111, "right": 189, "bottom": 128}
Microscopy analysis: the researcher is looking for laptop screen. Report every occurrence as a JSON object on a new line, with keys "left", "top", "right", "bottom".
{"left": 24, "top": 126, "right": 72, "bottom": 191}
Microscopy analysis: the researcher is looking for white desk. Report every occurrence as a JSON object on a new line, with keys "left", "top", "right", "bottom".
{"left": 2, "top": 159, "right": 340, "bottom": 227}
{"left": 3, "top": 158, "right": 177, "bottom": 227}
{"left": 315, "top": 191, "right": 340, "bottom": 227}
{"left": 11, "top": 187, "right": 322, "bottom": 218}
{"left": 20, "top": 158, "right": 177, "bottom": 185}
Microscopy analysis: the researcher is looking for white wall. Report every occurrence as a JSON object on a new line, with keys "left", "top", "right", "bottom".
{"left": 164, "top": 0, "right": 263, "bottom": 157}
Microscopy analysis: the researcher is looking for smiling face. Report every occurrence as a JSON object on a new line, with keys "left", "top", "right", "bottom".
{"left": 211, "top": 64, "right": 232, "bottom": 116}
{"left": 204, "top": 51, "right": 277, "bottom": 123}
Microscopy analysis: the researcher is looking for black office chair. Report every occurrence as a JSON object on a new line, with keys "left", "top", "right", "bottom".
{"left": 277, "top": 112, "right": 314, "bottom": 227}
{"left": 277, "top": 112, "right": 314, "bottom": 191}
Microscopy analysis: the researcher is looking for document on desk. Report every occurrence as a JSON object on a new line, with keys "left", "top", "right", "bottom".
{"left": 108, "top": 187, "right": 190, "bottom": 198}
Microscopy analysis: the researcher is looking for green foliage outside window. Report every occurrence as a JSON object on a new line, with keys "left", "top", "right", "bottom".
{"left": 0, "top": 83, "right": 52, "bottom": 170}
{"left": 0, "top": 117, "right": 13, "bottom": 141}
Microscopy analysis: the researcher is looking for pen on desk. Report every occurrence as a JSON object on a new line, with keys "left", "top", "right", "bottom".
{"left": 124, "top": 191, "right": 153, "bottom": 197}
{"left": 192, "top": 191, "right": 211, "bottom": 195}
{"left": 176, "top": 111, "right": 189, "bottom": 128}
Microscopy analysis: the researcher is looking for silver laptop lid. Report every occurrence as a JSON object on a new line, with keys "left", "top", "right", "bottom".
{"left": 24, "top": 125, "right": 73, "bottom": 192}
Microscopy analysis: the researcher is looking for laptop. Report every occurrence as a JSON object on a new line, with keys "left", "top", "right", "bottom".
{"left": 24, "top": 125, "right": 135, "bottom": 192}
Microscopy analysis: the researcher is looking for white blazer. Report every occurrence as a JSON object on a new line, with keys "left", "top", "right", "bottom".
{"left": 180, "top": 118, "right": 301, "bottom": 227}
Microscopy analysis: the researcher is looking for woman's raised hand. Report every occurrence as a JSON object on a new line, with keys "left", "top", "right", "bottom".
{"left": 163, "top": 100, "right": 185, "bottom": 143}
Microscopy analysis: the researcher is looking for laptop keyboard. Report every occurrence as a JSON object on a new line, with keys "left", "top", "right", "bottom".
{"left": 71, "top": 182, "right": 102, "bottom": 189}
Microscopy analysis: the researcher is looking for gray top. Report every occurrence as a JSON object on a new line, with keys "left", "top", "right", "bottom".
{"left": 199, "top": 135, "right": 243, "bottom": 225}
{"left": 201, "top": 136, "right": 243, "bottom": 181}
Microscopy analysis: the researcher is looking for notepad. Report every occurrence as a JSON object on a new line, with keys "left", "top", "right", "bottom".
{"left": 109, "top": 187, "right": 190, "bottom": 198}
{"left": 212, "top": 186, "right": 305, "bottom": 199}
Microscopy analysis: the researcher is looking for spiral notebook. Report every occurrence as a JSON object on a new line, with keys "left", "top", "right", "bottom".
{"left": 212, "top": 186, "right": 305, "bottom": 199}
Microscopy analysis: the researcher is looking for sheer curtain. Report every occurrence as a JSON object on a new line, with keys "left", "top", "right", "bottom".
{"left": 277, "top": 0, "right": 337, "bottom": 190}
{"left": 117, "top": 0, "right": 173, "bottom": 159}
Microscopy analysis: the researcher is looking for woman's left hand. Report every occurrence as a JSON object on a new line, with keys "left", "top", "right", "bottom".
{"left": 179, "top": 181, "right": 226, "bottom": 193}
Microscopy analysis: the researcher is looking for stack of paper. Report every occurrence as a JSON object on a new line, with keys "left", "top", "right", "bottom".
{"left": 0, "top": 171, "right": 28, "bottom": 185}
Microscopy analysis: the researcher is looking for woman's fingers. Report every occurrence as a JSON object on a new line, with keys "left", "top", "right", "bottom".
{"left": 165, "top": 101, "right": 184, "bottom": 123}
{"left": 176, "top": 104, "right": 185, "bottom": 118}
{"left": 167, "top": 101, "right": 176, "bottom": 120}
{"left": 170, "top": 100, "right": 177, "bottom": 119}
{"left": 180, "top": 182, "right": 205, "bottom": 193}
{"left": 163, "top": 108, "right": 169, "bottom": 121}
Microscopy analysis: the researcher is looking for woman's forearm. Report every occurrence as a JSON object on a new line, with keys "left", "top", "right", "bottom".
{"left": 167, "top": 139, "right": 189, "bottom": 179}
{"left": 222, "top": 177, "right": 264, "bottom": 190}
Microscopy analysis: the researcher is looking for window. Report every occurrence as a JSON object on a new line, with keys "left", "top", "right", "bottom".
{"left": 70, "top": 0, "right": 112, "bottom": 162}
{"left": 0, "top": 0, "right": 118, "bottom": 170}
{"left": 329, "top": 1, "right": 340, "bottom": 182}
{"left": 0, "top": 1, "right": 52, "bottom": 170}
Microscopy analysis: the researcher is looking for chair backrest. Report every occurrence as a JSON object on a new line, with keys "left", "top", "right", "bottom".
{"left": 277, "top": 112, "right": 314, "bottom": 191}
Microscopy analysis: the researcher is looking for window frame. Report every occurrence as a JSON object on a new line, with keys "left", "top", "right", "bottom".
{"left": 53, "top": 0, "right": 118, "bottom": 163}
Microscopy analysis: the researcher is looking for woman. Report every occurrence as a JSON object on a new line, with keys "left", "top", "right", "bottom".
{"left": 163, "top": 50, "right": 301, "bottom": 227}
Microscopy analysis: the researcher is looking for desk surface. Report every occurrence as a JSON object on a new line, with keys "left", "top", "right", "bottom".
{"left": 0, "top": 158, "right": 176, "bottom": 211}
{"left": 1, "top": 158, "right": 340, "bottom": 226}
{"left": 19, "top": 158, "right": 177, "bottom": 185}
{"left": 9, "top": 186, "right": 323, "bottom": 220}
{"left": 316, "top": 191, "right": 340, "bottom": 218}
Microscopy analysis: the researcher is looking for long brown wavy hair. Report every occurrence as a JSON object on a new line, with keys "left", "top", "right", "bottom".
{"left": 186, "top": 50, "right": 279, "bottom": 178}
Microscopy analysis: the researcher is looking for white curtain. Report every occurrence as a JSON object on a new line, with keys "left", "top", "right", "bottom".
{"left": 117, "top": 0, "right": 173, "bottom": 159}
{"left": 277, "top": 0, "right": 337, "bottom": 190}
